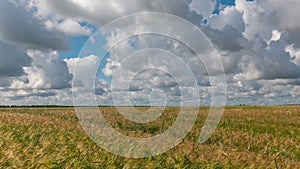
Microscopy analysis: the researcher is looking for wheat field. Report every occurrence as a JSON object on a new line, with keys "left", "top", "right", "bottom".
{"left": 0, "top": 106, "right": 299, "bottom": 168}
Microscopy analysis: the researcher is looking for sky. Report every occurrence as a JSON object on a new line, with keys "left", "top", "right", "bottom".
{"left": 1, "top": 0, "right": 300, "bottom": 106}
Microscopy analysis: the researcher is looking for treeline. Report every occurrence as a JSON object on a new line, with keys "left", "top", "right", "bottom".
{"left": 0, "top": 105, "right": 115, "bottom": 108}
{"left": 0, "top": 105, "right": 74, "bottom": 108}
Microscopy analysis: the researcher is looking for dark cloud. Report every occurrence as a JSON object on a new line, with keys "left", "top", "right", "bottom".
{"left": 203, "top": 25, "right": 247, "bottom": 52}
{"left": 0, "top": 41, "right": 31, "bottom": 77}
{"left": 0, "top": 1, "right": 69, "bottom": 51}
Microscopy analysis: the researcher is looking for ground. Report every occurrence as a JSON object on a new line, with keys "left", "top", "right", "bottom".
{"left": 0, "top": 106, "right": 299, "bottom": 168}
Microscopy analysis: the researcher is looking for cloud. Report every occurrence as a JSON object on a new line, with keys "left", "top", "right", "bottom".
{"left": 94, "top": 0, "right": 300, "bottom": 82}
{"left": 259, "top": 0, "right": 300, "bottom": 31}
{"left": 30, "top": 0, "right": 191, "bottom": 26}
{"left": 189, "top": 0, "right": 215, "bottom": 19}
{"left": 209, "top": 6, "right": 245, "bottom": 32}
{"left": 3, "top": 89, "right": 56, "bottom": 99}
{"left": 286, "top": 44, "right": 300, "bottom": 65}
{"left": 45, "top": 19, "right": 92, "bottom": 36}
{"left": 202, "top": 0, "right": 300, "bottom": 80}
{"left": 77, "top": 0, "right": 300, "bottom": 105}
{"left": 10, "top": 50, "right": 72, "bottom": 90}
{"left": 0, "top": 1, "right": 69, "bottom": 51}
{"left": 65, "top": 55, "right": 100, "bottom": 88}
{"left": 1, "top": 0, "right": 300, "bottom": 105}
{"left": 0, "top": 41, "right": 31, "bottom": 78}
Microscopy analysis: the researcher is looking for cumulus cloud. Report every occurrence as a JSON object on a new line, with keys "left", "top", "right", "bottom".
{"left": 1, "top": 0, "right": 300, "bottom": 105}
{"left": 94, "top": 0, "right": 300, "bottom": 81}
{"left": 0, "top": 1, "right": 69, "bottom": 51}
{"left": 189, "top": 0, "right": 215, "bottom": 19}
{"left": 65, "top": 55, "right": 100, "bottom": 88}
{"left": 30, "top": 0, "right": 191, "bottom": 26}
{"left": 204, "top": 0, "right": 300, "bottom": 81}
{"left": 96, "top": 0, "right": 300, "bottom": 105}
{"left": 209, "top": 6, "right": 245, "bottom": 32}
{"left": 45, "top": 19, "right": 92, "bottom": 36}
{"left": 10, "top": 50, "right": 72, "bottom": 90}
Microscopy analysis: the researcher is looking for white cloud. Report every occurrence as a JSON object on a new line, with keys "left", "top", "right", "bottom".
{"left": 30, "top": 0, "right": 191, "bottom": 26}
{"left": 10, "top": 50, "right": 72, "bottom": 90}
{"left": 45, "top": 19, "right": 92, "bottom": 36}
{"left": 65, "top": 55, "right": 100, "bottom": 88}
{"left": 189, "top": 0, "right": 215, "bottom": 19}
{"left": 270, "top": 30, "right": 282, "bottom": 42}
{"left": 209, "top": 6, "right": 245, "bottom": 32}
{"left": 1, "top": 0, "right": 300, "bottom": 105}
{"left": 285, "top": 44, "right": 300, "bottom": 65}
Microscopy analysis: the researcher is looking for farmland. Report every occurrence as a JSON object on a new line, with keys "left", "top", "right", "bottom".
{"left": 0, "top": 106, "right": 299, "bottom": 168}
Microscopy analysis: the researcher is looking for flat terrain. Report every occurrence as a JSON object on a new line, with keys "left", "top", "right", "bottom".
{"left": 0, "top": 106, "right": 299, "bottom": 168}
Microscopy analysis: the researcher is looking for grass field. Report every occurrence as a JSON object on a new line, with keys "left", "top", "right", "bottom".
{"left": 0, "top": 106, "right": 299, "bottom": 168}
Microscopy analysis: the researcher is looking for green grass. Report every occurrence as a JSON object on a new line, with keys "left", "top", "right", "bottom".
{"left": 0, "top": 106, "right": 299, "bottom": 168}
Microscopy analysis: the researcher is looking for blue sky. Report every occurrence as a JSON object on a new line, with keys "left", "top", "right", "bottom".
{"left": 59, "top": 36, "right": 89, "bottom": 59}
